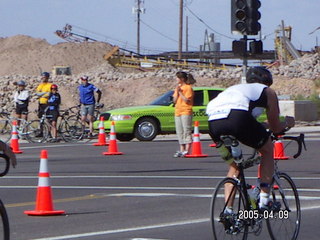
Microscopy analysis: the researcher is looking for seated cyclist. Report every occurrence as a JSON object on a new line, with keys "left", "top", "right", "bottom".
{"left": 47, "top": 84, "right": 61, "bottom": 142}
{"left": 206, "top": 66, "right": 295, "bottom": 211}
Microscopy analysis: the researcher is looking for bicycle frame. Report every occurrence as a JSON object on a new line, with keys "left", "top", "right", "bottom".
{"left": 211, "top": 133, "right": 305, "bottom": 240}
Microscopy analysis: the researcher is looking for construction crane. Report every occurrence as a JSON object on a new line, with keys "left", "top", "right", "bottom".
{"left": 55, "top": 24, "right": 97, "bottom": 43}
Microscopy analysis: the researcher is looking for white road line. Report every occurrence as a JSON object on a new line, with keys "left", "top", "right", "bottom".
{"left": 5, "top": 175, "right": 320, "bottom": 180}
{"left": 32, "top": 218, "right": 209, "bottom": 240}
{"left": 20, "top": 143, "right": 94, "bottom": 149}
{"left": 1, "top": 185, "right": 320, "bottom": 193}
{"left": 30, "top": 202, "right": 320, "bottom": 240}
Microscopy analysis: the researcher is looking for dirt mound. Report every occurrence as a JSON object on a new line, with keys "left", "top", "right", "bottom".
{"left": 0, "top": 35, "right": 113, "bottom": 76}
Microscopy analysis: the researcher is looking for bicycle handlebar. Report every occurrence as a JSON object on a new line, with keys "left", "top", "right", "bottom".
{"left": 273, "top": 133, "right": 307, "bottom": 159}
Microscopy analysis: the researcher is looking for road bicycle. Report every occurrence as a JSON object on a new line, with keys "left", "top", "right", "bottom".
{"left": 65, "top": 104, "right": 104, "bottom": 142}
{"left": 0, "top": 112, "right": 29, "bottom": 143}
{"left": 210, "top": 133, "right": 306, "bottom": 240}
{"left": 24, "top": 107, "right": 83, "bottom": 143}
{"left": 0, "top": 141, "right": 17, "bottom": 240}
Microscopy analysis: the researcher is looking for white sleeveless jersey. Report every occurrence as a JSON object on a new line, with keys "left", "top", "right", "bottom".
{"left": 206, "top": 83, "right": 268, "bottom": 121}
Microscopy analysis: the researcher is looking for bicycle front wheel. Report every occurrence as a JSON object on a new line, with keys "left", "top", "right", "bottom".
{"left": 0, "top": 120, "right": 11, "bottom": 143}
{"left": 25, "top": 120, "right": 49, "bottom": 143}
{"left": 211, "top": 177, "right": 248, "bottom": 240}
{"left": 60, "top": 117, "right": 84, "bottom": 142}
{"left": 266, "top": 172, "right": 301, "bottom": 240}
{"left": 0, "top": 199, "right": 10, "bottom": 240}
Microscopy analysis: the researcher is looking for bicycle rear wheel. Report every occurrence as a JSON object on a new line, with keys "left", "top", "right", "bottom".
{"left": 25, "top": 120, "right": 49, "bottom": 143}
{"left": 266, "top": 172, "right": 301, "bottom": 240}
{"left": 0, "top": 199, "right": 10, "bottom": 240}
{"left": 211, "top": 177, "right": 248, "bottom": 240}
{"left": 60, "top": 117, "right": 84, "bottom": 142}
{"left": 0, "top": 120, "right": 11, "bottom": 143}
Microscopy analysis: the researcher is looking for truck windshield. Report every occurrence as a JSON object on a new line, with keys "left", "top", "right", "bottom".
{"left": 150, "top": 90, "right": 174, "bottom": 106}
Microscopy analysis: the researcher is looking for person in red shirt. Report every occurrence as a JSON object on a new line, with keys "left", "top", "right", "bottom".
{"left": 173, "top": 71, "right": 196, "bottom": 157}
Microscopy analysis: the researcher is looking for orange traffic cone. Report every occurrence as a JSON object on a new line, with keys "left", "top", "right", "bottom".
{"left": 185, "top": 121, "right": 208, "bottom": 158}
{"left": 24, "top": 150, "right": 65, "bottom": 216}
{"left": 209, "top": 143, "right": 217, "bottom": 147}
{"left": 10, "top": 121, "right": 23, "bottom": 154}
{"left": 93, "top": 116, "right": 109, "bottom": 146}
{"left": 103, "top": 121, "right": 123, "bottom": 155}
{"left": 273, "top": 140, "right": 290, "bottom": 160}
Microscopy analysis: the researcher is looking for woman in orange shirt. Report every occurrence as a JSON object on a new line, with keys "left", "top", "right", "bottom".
{"left": 173, "top": 71, "right": 196, "bottom": 157}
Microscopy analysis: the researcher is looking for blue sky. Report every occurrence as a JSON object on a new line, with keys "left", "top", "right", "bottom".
{"left": 0, "top": 0, "right": 319, "bottom": 54}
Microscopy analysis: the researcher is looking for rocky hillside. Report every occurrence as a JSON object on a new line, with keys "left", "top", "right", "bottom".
{"left": 0, "top": 35, "right": 319, "bottom": 116}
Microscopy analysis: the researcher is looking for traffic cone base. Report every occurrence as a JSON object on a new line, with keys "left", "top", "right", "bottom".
{"left": 24, "top": 150, "right": 65, "bottom": 216}
{"left": 93, "top": 141, "right": 109, "bottom": 146}
{"left": 103, "top": 151, "right": 123, "bottom": 155}
{"left": 273, "top": 141, "right": 290, "bottom": 160}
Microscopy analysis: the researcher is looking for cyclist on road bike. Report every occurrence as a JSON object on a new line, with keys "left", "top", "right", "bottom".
{"left": 206, "top": 66, "right": 295, "bottom": 211}
{"left": 78, "top": 75, "right": 102, "bottom": 138}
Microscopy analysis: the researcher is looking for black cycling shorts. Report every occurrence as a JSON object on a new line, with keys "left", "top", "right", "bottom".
{"left": 16, "top": 104, "right": 28, "bottom": 115}
{"left": 208, "top": 109, "right": 270, "bottom": 149}
{"left": 46, "top": 110, "right": 59, "bottom": 122}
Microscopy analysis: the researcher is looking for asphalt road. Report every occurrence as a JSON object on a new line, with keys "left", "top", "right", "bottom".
{"left": 1, "top": 131, "right": 320, "bottom": 240}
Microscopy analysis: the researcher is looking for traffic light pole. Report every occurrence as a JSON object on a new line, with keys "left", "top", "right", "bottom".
{"left": 241, "top": 35, "right": 248, "bottom": 84}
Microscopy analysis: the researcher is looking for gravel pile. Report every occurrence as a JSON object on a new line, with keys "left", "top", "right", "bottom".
{"left": 0, "top": 35, "right": 319, "bottom": 114}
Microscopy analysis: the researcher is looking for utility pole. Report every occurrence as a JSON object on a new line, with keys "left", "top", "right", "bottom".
{"left": 133, "top": 0, "right": 145, "bottom": 54}
{"left": 178, "top": 0, "right": 183, "bottom": 60}
{"left": 185, "top": 15, "right": 188, "bottom": 52}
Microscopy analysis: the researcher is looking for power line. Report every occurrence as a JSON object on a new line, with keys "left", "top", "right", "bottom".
{"left": 140, "top": 19, "right": 178, "bottom": 43}
{"left": 184, "top": 5, "right": 235, "bottom": 40}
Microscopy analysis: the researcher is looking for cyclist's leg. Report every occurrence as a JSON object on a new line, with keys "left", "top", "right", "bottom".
{"left": 257, "top": 137, "right": 274, "bottom": 189}
{"left": 224, "top": 162, "right": 240, "bottom": 209}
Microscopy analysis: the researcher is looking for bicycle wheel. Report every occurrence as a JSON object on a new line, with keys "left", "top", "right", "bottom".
{"left": 266, "top": 172, "right": 301, "bottom": 240}
{"left": 0, "top": 154, "right": 10, "bottom": 177}
{"left": 25, "top": 120, "right": 49, "bottom": 143}
{"left": 211, "top": 177, "right": 248, "bottom": 240}
{"left": 0, "top": 199, "right": 10, "bottom": 240}
{"left": 60, "top": 117, "right": 84, "bottom": 142}
{"left": 0, "top": 120, "right": 11, "bottom": 143}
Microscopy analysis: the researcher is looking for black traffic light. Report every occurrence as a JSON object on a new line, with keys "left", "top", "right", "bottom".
{"left": 232, "top": 40, "right": 246, "bottom": 57}
{"left": 249, "top": 40, "right": 263, "bottom": 54}
{"left": 231, "top": 0, "right": 261, "bottom": 35}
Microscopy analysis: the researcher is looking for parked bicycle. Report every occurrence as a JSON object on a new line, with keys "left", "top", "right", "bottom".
{"left": 65, "top": 104, "right": 104, "bottom": 142}
{"left": 0, "top": 112, "right": 29, "bottom": 143}
{"left": 210, "top": 133, "right": 306, "bottom": 240}
{"left": 24, "top": 107, "right": 83, "bottom": 143}
{"left": 0, "top": 140, "right": 18, "bottom": 240}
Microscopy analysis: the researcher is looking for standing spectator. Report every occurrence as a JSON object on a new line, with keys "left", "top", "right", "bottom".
{"left": 13, "top": 80, "right": 30, "bottom": 126}
{"left": 173, "top": 71, "right": 196, "bottom": 157}
{"left": 36, "top": 72, "right": 52, "bottom": 118}
{"left": 47, "top": 84, "right": 61, "bottom": 142}
{"left": 78, "top": 76, "right": 102, "bottom": 138}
